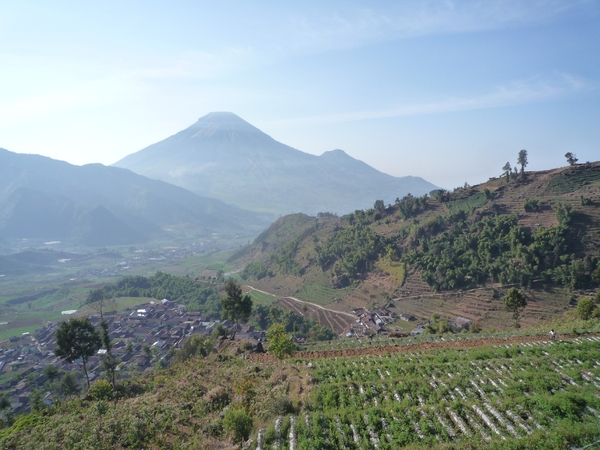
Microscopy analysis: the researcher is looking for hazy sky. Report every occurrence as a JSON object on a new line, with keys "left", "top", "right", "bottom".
{"left": 1, "top": 1, "right": 599, "bottom": 189}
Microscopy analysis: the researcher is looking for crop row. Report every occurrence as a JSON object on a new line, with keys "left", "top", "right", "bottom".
{"left": 256, "top": 336, "right": 600, "bottom": 449}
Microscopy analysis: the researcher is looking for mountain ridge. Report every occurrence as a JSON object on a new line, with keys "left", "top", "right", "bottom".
{"left": 0, "top": 148, "right": 268, "bottom": 247}
{"left": 113, "top": 112, "right": 439, "bottom": 215}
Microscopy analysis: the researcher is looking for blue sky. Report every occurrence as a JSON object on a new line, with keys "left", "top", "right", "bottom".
{"left": 1, "top": 0, "right": 599, "bottom": 189}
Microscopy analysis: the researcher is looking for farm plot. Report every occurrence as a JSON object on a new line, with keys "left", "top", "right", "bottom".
{"left": 257, "top": 336, "right": 600, "bottom": 449}
{"left": 275, "top": 297, "right": 355, "bottom": 334}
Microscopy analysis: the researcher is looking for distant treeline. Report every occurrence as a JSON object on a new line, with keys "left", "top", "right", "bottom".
{"left": 100, "top": 271, "right": 221, "bottom": 318}
{"left": 249, "top": 305, "right": 336, "bottom": 341}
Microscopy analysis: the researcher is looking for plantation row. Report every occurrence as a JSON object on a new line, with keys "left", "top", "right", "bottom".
{"left": 299, "top": 328, "right": 600, "bottom": 352}
{"left": 257, "top": 336, "right": 600, "bottom": 449}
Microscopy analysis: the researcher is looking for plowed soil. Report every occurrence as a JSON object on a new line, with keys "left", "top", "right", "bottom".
{"left": 274, "top": 296, "right": 356, "bottom": 334}
{"left": 249, "top": 332, "right": 593, "bottom": 363}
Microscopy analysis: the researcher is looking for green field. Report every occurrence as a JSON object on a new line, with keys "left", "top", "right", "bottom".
{"left": 294, "top": 282, "right": 350, "bottom": 306}
{"left": 376, "top": 258, "right": 406, "bottom": 285}
{"left": 260, "top": 335, "right": 600, "bottom": 449}
{"left": 246, "top": 289, "right": 278, "bottom": 306}
{"left": 446, "top": 191, "right": 488, "bottom": 213}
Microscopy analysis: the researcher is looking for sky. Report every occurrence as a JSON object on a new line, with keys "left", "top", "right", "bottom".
{"left": 1, "top": 0, "right": 599, "bottom": 189}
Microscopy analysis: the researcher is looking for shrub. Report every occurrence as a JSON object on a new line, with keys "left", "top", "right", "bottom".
{"left": 577, "top": 297, "right": 595, "bottom": 320}
{"left": 89, "top": 379, "right": 113, "bottom": 401}
{"left": 523, "top": 198, "right": 539, "bottom": 212}
{"left": 268, "top": 396, "right": 295, "bottom": 416}
{"left": 223, "top": 407, "right": 253, "bottom": 443}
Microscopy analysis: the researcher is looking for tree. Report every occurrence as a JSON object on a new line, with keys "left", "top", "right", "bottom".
{"left": 0, "top": 394, "right": 10, "bottom": 414}
{"left": 86, "top": 289, "right": 115, "bottom": 320}
{"left": 502, "top": 162, "right": 512, "bottom": 182}
{"left": 30, "top": 388, "right": 45, "bottom": 413}
{"left": 503, "top": 288, "right": 528, "bottom": 328}
{"left": 220, "top": 279, "right": 253, "bottom": 339}
{"left": 565, "top": 152, "right": 578, "bottom": 166}
{"left": 577, "top": 297, "right": 595, "bottom": 320}
{"left": 59, "top": 372, "right": 80, "bottom": 396}
{"left": 98, "top": 318, "right": 118, "bottom": 388}
{"left": 374, "top": 199, "right": 385, "bottom": 213}
{"left": 517, "top": 149, "right": 528, "bottom": 175}
{"left": 266, "top": 323, "right": 296, "bottom": 361}
{"left": 42, "top": 364, "right": 59, "bottom": 382}
{"left": 223, "top": 407, "right": 253, "bottom": 444}
{"left": 54, "top": 317, "right": 101, "bottom": 388}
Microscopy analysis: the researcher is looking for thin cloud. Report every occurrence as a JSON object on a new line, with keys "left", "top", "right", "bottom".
{"left": 284, "top": 0, "right": 597, "bottom": 52}
{"left": 265, "top": 73, "right": 594, "bottom": 127}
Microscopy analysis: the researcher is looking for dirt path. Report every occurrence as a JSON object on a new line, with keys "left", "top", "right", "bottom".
{"left": 249, "top": 332, "right": 595, "bottom": 363}
{"left": 244, "top": 286, "right": 356, "bottom": 318}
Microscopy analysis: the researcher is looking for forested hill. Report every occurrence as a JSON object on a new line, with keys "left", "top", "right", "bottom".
{"left": 233, "top": 161, "right": 600, "bottom": 329}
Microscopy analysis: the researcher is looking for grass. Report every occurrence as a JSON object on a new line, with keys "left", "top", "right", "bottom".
{"left": 446, "top": 191, "right": 488, "bottom": 213}
{"left": 245, "top": 289, "right": 278, "bottom": 306}
{"left": 75, "top": 296, "right": 156, "bottom": 316}
{"left": 293, "top": 282, "right": 350, "bottom": 306}
{"left": 0, "top": 325, "right": 43, "bottom": 341}
{"left": 376, "top": 257, "right": 406, "bottom": 285}
{"left": 547, "top": 165, "right": 600, "bottom": 194}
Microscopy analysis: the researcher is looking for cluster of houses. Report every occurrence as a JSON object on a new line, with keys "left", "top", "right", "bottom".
{"left": 347, "top": 307, "right": 399, "bottom": 337}
{"left": 346, "top": 307, "right": 473, "bottom": 337}
{"left": 0, "top": 299, "right": 265, "bottom": 415}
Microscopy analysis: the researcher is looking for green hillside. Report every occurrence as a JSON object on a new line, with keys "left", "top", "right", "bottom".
{"left": 235, "top": 162, "right": 600, "bottom": 331}
{"left": 3, "top": 327, "right": 600, "bottom": 449}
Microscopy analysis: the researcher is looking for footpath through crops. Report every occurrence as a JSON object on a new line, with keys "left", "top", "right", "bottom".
{"left": 255, "top": 335, "right": 600, "bottom": 449}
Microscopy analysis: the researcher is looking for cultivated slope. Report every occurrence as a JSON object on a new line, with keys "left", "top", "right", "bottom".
{"left": 234, "top": 162, "right": 600, "bottom": 331}
{"left": 113, "top": 112, "right": 438, "bottom": 215}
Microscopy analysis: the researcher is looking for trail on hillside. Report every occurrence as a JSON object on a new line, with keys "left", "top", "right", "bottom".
{"left": 249, "top": 332, "right": 594, "bottom": 363}
{"left": 244, "top": 286, "right": 356, "bottom": 318}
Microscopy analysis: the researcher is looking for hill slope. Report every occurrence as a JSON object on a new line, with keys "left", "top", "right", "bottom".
{"left": 0, "top": 149, "right": 268, "bottom": 247}
{"left": 233, "top": 162, "right": 600, "bottom": 331}
{"left": 113, "top": 112, "right": 438, "bottom": 215}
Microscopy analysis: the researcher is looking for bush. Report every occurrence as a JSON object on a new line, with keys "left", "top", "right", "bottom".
{"left": 268, "top": 396, "right": 295, "bottom": 416}
{"left": 89, "top": 379, "right": 113, "bottom": 401}
{"left": 523, "top": 198, "right": 539, "bottom": 212}
{"left": 223, "top": 408, "right": 253, "bottom": 443}
{"left": 577, "top": 297, "right": 595, "bottom": 320}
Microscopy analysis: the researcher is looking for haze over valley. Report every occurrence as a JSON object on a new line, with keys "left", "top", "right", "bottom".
{"left": 1, "top": 2, "right": 600, "bottom": 448}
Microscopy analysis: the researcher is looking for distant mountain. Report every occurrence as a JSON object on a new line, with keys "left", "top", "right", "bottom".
{"left": 0, "top": 149, "right": 268, "bottom": 247}
{"left": 113, "top": 112, "right": 438, "bottom": 215}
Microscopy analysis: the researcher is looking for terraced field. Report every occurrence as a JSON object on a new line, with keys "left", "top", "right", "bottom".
{"left": 254, "top": 334, "right": 600, "bottom": 449}
{"left": 275, "top": 297, "right": 356, "bottom": 334}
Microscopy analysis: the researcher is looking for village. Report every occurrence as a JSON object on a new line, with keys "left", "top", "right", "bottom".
{"left": 0, "top": 298, "right": 265, "bottom": 415}
{"left": 348, "top": 307, "right": 473, "bottom": 337}
{"left": 0, "top": 292, "right": 475, "bottom": 416}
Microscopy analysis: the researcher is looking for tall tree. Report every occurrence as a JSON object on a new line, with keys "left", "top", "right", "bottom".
{"left": 54, "top": 317, "right": 102, "bottom": 388}
{"left": 517, "top": 149, "right": 528, "bottom": 175}
{"left": 221, "top": 279, "right": 253, "bottom": 339}
{"left": 565, "top": 152, "right": 578, "bottom": 166}
{"left": 86, "top": 289, "right": 115, "bottom": 320}
{"left": 99, "top": 319, "right": 118, "bottom": 388}
{"left": 502, "top": 162, "right": 512, "bottom": 182}
{"left": 373, "top": 199, "right": 385, "bottom": 212}
{"left": 502, "top": 288, "right": 527, "bottom": 328}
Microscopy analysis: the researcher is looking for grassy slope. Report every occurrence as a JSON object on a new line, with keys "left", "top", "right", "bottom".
{"left": 3, "top": 322, "right": 600, "bottom": 449}
{"left": 235, "top": 162, "right": 600, "bottom": 331}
